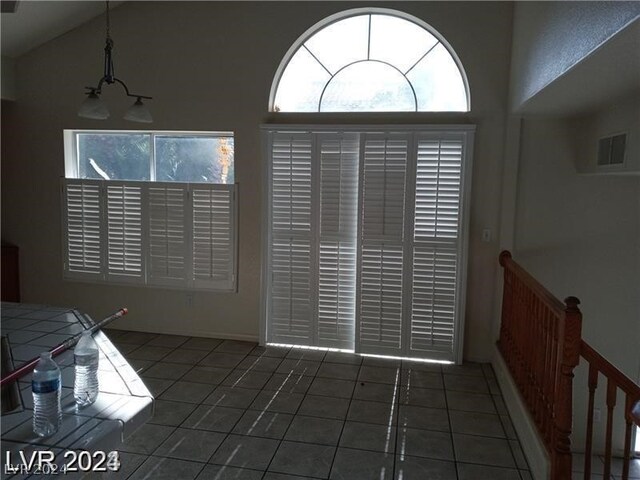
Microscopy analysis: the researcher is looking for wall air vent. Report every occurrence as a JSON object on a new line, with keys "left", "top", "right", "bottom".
{"left": 597, "top": 133, "right": 626, "bottom": 167}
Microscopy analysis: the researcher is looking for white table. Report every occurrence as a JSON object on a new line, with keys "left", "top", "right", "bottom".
{"left": 1, "top": 302, "right": 153, "bottom": 478}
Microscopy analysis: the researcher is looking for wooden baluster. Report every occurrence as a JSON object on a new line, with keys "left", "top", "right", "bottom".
{"left": 584, "top": 363, "right": 598, "bottom": 480}
{"left": 551, "top": 296, "right": 581, "bottom": 480}
{"left": 533, "top": 300, "right": 542, "bottom": 425}
{"left": 549, "top": 323, "right": 559, "bottom": 447}
{"left": 540, "top": 306, "right": 549, "bottom": 432}
{"left": 621, "top": 395, "right": 635, "bottom": 480}
{"left": 545, "top": 312, "right": 553, "bottom": 443}
{"left": 632, "top": 397, "right": 640, "bottom": 421}
{"left": 527, "top": 292, "right": 536, "bottom": 410}
{"left": 603, "top": 378, "right": 617, "bottom": 479}
{"left": 523, "top": 289, "right": 531, "bottom": 407}
{"left": 515, "top": 277, "right": 524, "bottom": 390}
{"left": 542, "top": 314, "right": 549, "bottom": 441}
{"left": 499, "top": 251, "right": 512, "bottom": 363}
{"left": 515, "top": 276, "right": 524, "bottom": 390}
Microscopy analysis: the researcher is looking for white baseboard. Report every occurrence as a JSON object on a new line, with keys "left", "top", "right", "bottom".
{"left": 492, "top": 344, "right": 550, "bottom": 480}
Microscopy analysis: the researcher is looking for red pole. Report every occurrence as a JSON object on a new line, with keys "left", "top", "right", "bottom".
{"left": 0, "top": 307, "right": 128, "bottom": 388}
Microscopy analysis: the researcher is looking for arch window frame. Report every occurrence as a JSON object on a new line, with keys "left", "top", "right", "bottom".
{"left": 269, "top": 8, "right": 471, "bottom": 113}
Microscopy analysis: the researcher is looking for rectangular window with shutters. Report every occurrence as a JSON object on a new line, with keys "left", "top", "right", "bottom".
{"left": 262, "top": 126, "right": 474, "bottom": 362}
{"left": 62, "top": 130, "right": 237, "bottom": 291}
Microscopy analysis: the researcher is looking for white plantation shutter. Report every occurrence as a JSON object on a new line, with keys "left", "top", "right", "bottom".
{"left": 63, "top": 179, "right": 236, "bottom": 291}
{"left": 356, "top": 135, "right": 410, "bottom": 355}
{"left": 414, "top": 139, "right": 462, "bottom": 239}
{"left": 192, "top": 185, "right": 236, "bottom": 290}
{"left": 105, "top": 183, "right": 144, "bottom": 283}
{"left": 317, "top": 134, "right": 359, "bottom": 349}
{"left": 409, "top": 136, "right": 466, "bottom": 359}
{"left": 147, "top": 184, "right": 188, "bottom": 286}
{"left": 271, "top": 238, "right": 313, "bottom": 342}
{"left": 263, "top": 126, "right": 473, "bottom": 362}
{"left": 359, "top": 243, "right": 405, "bottom": 352}
{"left": 411, "top": 246, "right": 457, "bottom": 353}
{"left": 268, "top": 133, "right": 315, "bottom": 345}
{"left": 63, "top": 179, "right": 103, "bottom": 279}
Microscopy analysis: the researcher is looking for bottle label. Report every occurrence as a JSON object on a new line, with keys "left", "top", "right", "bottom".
{"left": 32, "top": 378, "right": 60, "bottom": 394}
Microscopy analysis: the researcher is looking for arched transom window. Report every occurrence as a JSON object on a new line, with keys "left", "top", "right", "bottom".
{"left": 271, "top": 10, "right": 470, "bottom": 112}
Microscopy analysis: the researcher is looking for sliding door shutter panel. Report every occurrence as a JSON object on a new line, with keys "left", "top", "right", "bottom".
{"left": 268, "top": 133, "right": 315, "bottom": 345}
{"left": 410, "top": 136, "right": 464, "bottom": 359}
{"left": 317, "top": 133, "right": 359, "bottom": 349}
{"left": 357, "top": 134, "right": 409, "bottom": 355}
{"left": 263, "top": 126, "right": 473, "bottom": 362}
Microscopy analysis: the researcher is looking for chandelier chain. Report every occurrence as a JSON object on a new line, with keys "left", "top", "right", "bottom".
{"left": 105, "top": 0, "right": 111, "bottom": 40}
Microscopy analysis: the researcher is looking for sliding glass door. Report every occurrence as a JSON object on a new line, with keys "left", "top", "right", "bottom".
{"left": 262, "top": 126, "right": 474, "bottom": 362}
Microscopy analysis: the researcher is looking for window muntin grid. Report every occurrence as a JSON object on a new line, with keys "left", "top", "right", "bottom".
{"left": 272, "top": 11, "right": 469, "bottom": 113}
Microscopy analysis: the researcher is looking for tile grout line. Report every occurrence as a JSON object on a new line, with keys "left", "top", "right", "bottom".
{"left": 442, "top": 366, "right": 461, "bottom": 480}
{"left": 321, "top": 358, "right": 362, "bottom": 480}
{"left": 259, "top": 350, "right": 327, "bottom": 479}
{"left": 484, "top": 363, "right": 533, "bottom": 477}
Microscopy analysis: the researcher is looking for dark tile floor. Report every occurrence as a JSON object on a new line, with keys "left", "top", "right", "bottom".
{"left": 98, "top": 329, "right": 534, "bottom": 479}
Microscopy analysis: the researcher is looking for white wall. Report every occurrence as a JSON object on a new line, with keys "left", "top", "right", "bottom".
{"left": 509, "top": 1, "right": 640, "bottom": 111}
{"left": 513, "top": 116, "right": 640, "bottom": 453}
{"left": 1, "top": 56, "right": 16, "bottom": 100}
{"left": 573, "top": 96, "right": 640, "bottom": 174}
{"left": 1, "top": 1, "right": 512, "bottom": 360}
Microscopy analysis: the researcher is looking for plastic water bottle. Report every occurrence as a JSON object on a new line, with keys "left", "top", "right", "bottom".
{"left": 74, "top": 331, "right": 99, "bottom": 407}
{"left": 32, "top": 352, "right": 62, "bottom": 437}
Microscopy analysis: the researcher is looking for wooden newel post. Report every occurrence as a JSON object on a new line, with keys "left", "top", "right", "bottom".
{"left": 498, "top": 250, "right": 512, "bottom": 267}
{"left": 497, "top": 250, "right": 512, "bottom": 354}
{"left": 552, "top": 296, "right": 582, "bottom": 480}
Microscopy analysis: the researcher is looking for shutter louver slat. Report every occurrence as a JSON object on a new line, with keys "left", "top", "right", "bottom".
{"left": 64, "top": 179, "right": 103, "bottom": 278}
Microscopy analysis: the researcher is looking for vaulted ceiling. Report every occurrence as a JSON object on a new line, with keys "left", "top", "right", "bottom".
{"left": 1, "top": 0, "right": 124, "bottom": 58}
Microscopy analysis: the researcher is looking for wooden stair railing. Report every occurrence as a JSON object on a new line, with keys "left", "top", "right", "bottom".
{"left": 498, "top": 250, "right": 581, "bottom": 479}
{"left": 498, "top": 250, "right": 640, "bottom": 480}
{"left": 580, "top": 342, "right": 640, "bottom": 480}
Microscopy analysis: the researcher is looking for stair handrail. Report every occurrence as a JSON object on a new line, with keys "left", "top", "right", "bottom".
{"left": 498, "top": 250, "right": 581, "bottom": 479}
{"left": 580, "top": 340, "right": 640, "bottom": 480}
{"left": 498, "top": 250, "right": 640, "bottom": 480}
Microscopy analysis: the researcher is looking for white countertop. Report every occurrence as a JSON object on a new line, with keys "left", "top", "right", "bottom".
{"left": 1, "top": 303, "right": 153, "bottom": 479}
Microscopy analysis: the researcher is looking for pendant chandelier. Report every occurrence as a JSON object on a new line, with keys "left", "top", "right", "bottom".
{"left": 78, "top": 0, "right": 153, "bottom": 123}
